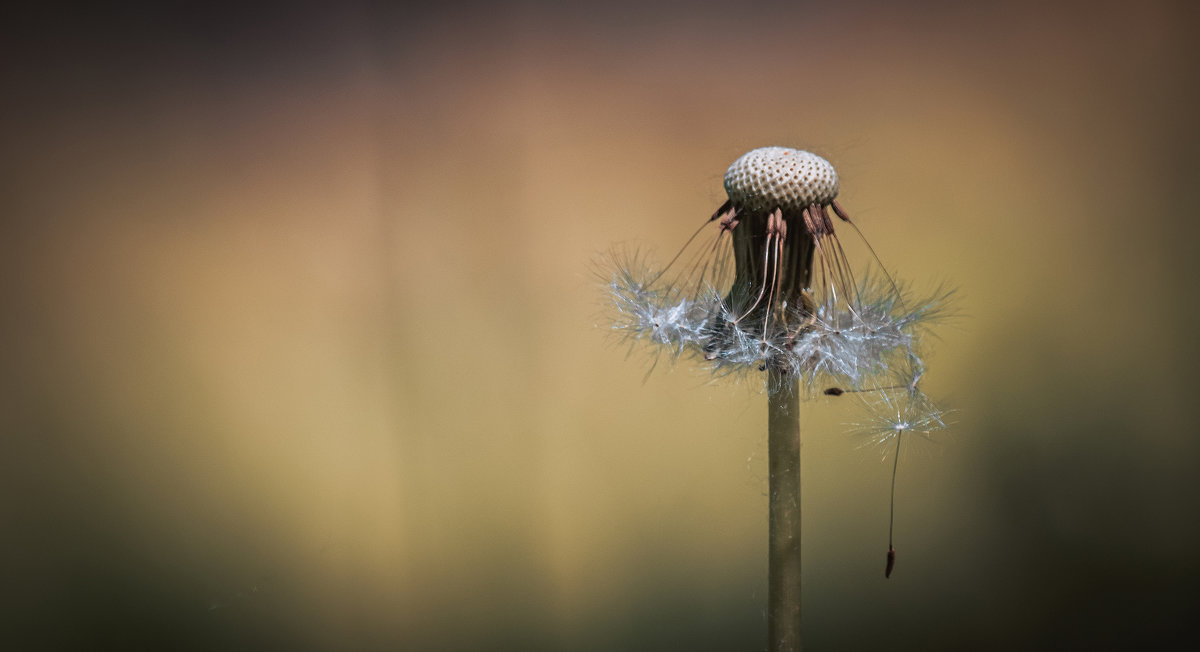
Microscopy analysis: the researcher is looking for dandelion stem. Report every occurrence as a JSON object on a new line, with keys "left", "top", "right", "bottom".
{"left": 768, "top": 370, "right": 802, "bottom": 651}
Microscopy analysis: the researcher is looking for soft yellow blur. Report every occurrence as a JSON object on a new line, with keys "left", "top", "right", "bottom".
{"left": 4, "top": 2, "right": 1196, "bottom": 649}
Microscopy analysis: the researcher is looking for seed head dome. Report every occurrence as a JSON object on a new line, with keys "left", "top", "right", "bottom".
{"left": 723, "top": 147, "right": 839, "bottom": 214}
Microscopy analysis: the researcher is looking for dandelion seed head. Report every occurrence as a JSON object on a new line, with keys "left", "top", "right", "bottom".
{"left": 724, "top": 147, "right": 839, "bottom": 215}
{"left": 600, "top": 147, "right": 951, "bottom": 402}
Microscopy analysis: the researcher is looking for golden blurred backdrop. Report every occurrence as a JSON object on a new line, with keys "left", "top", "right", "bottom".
{"left": 2, "top": 2, "right": 1198, "bottom": 650}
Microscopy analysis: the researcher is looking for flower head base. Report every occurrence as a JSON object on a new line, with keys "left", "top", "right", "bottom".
{"left": 724, "top": 147, "right": 839, "bottom": 213}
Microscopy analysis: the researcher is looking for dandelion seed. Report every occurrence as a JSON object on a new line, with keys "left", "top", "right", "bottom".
{"left": 845, "top": 381, "right": 950, "bottom": 579}
{"left": 887, "top": 429, "right": 902, "bottom": 579}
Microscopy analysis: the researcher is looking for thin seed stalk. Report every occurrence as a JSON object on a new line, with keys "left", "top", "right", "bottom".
{"left": 768, "top": 370, "right": 802, "bottom": 652}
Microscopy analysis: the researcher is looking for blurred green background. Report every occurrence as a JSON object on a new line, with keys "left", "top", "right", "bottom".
{"left": 3, "top": 1, "right": 1198, "bottom": 650}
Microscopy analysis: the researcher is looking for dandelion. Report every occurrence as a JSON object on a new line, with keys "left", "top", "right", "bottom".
{"left": 602, "top": 146, "right": 951, "bottom": 650}
{"left": 608, "top": 147, "right": 945, "bottom": 391}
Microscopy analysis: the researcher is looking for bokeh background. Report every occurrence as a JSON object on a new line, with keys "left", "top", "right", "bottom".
{"left": 3, "top": 1, "right": 1198, "bottom": 650}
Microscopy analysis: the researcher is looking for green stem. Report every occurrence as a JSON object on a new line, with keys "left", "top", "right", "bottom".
{"left": 768, "top": 371, "right": 802, "bottom": 651}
